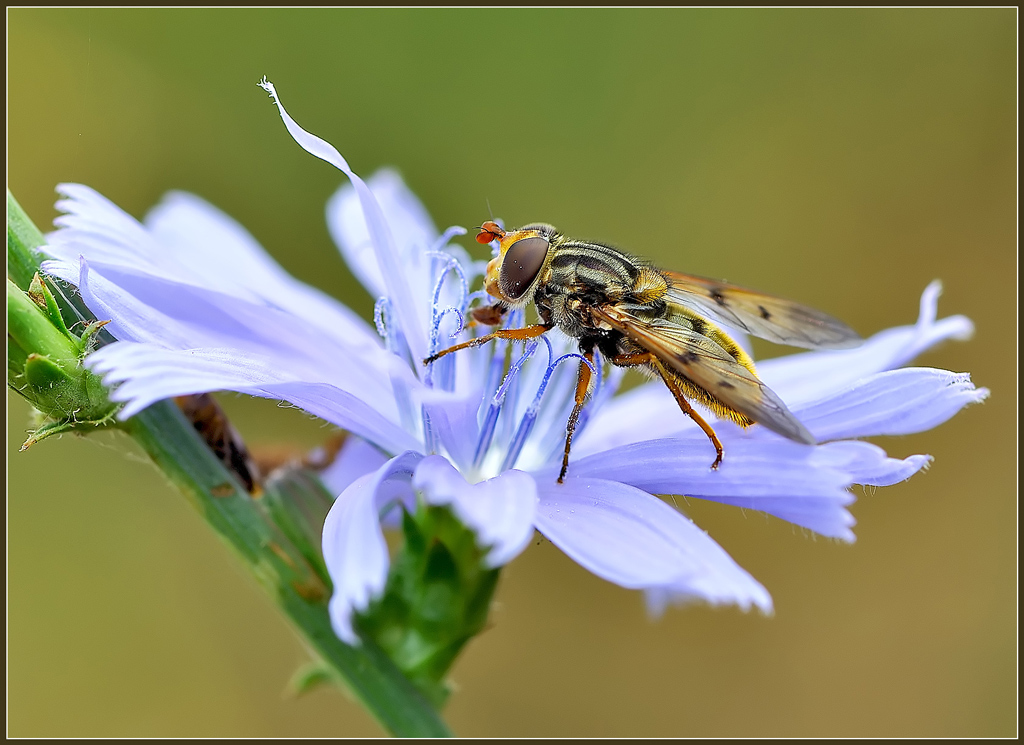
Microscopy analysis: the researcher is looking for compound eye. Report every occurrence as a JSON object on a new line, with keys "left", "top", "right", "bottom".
{"left": 499, "top": 236, "right": 549, "bottom": 299}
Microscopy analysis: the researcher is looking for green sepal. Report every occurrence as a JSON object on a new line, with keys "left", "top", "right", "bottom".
{"left": 27, "top": 272, "right": 74, "bottom": 339}
{"left": 23, "top": 352, "right": 69, "bottom": 388}
{"left": 356, "top": 502, "right": 502, "bottom": 708}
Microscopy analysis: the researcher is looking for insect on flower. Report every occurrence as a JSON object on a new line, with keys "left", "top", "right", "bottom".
{"left": 425, "top": 221, "right": 863, "bottom": 482}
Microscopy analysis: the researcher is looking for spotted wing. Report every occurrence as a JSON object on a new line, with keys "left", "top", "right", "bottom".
{"left": 592, "top": 305, "right": 815, "bottom": 444}
{"left": 661, "top": 270, "right": 861, "bottom": 349}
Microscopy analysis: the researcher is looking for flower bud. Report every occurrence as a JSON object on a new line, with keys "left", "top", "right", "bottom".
{"left": 7, "top": 274, "right": 119, "bottom": 448}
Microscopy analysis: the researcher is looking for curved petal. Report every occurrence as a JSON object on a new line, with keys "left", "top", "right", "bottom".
{"left": 327, "top": 170, "right": 436, "bottom": 301}
{"left": 413, "top": 456, "right": 538, "bottom": 568}
{"left": 259, "top": 79, "right": 427, "bottom": 361}
{"left": 322, "top": 451, "right": 423, "bottom": 644}
{"left": 326, "top": 172, "right": 473, "bottom": 344}
{"left": 841, "top": 450, "right": 932, "bottom": 488}
{"left": 533, "top": 477, "right": 771, "bottom": 610}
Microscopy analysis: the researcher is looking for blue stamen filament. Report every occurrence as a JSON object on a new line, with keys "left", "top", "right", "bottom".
{"left": 502, "top": 347, "right": 596, "bottom": 472}
{"left": 472, "top": 329, "right": 536, "bottom": 470}
{"left": 425, "top": 306, "right": 465, "bottom": 390}
{"left": 427, "top": 252, "right": 469, "bottom": 313}
{"left": 424, "top": 250, "right": 472, "bottom": 392}
{"left": 429, "top": 226, "right": 468, "bottom": 258}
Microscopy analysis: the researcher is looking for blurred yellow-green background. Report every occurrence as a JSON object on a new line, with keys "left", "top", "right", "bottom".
{"left": 8, "top": 8, "right": 1015, "bottom": 737}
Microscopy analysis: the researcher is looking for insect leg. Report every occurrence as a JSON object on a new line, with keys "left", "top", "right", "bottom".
{"left": 558, "top": 350, "right": 595, "bottom": 484}
{"left": 423, "top": 323, "right": 552, "bottom": 365}
{"left": 611, "top": 352, "right": 725, "bottom": 470}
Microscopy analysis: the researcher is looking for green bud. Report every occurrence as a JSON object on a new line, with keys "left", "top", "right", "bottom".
{"left": 8, "top": 275, "right": 120, "bottom": 448}
{"left": 355, "top": 502, "right": 502, "bottom": 708}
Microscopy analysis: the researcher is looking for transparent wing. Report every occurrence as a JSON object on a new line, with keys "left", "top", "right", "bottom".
{"left": 662, "top": 270, "right": 861, "bottom": 349}
{"left": 593, "top": 305, "right": 815, "bottom": 444}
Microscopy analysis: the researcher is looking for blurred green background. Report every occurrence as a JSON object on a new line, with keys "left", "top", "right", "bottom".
{"left": 8, "top": 8, "right": 1015, "bottom": 737}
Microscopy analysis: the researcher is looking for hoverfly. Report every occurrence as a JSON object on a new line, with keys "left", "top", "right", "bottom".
{"left": 425, "top": 221, "right": 861, "bottom": 482}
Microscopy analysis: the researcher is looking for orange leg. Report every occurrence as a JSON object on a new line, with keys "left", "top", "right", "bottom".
{"left": 423, "top": 323, "right": 552, "bottom": 365}
{"left": 558, "top": 351, "right": 595, "bottom": 483}
{"left": 611, "top": 352, "right": 725, "bottom": 470}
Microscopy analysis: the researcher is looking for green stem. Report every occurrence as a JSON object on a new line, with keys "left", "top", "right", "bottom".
{"left": 8, "top": 191, "right": 47, "bottom": 290}
{"left": 7, "top": 191, "right": 452, "bottom": 737}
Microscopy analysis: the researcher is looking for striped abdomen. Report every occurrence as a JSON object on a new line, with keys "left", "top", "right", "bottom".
{"left": 547, "top": 240, "right": 667, "bottom": 306}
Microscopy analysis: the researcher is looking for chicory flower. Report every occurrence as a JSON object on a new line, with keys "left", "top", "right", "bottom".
{"left": 39, "top": 79, "right": 987, "bottom": 646}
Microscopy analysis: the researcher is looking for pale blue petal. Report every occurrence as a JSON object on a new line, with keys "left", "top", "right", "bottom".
{"left": 46, "top": 183, "right": 166, "bottom": 272}
{"left": 326, "top": 172, "right": 472, "bottom": 361}
{"left": 52, "top": 257, "right": 419, "bottom": 452}
{"left": 44, "top": 184, "right": 376, "bottom": 347}
{"left": 44, "top": 258, "right": 391, "bottom": 385}
{"left": 420, "top": 392, "right": 481, "bottom": 473}
{"left": 533, "top": 478, "right": 684, "bottom": 587}
{"left": 326, "top": 170, "right": 436, "bottom": 303}
{"left": 793, "top": 368, "right": 990, "bottom": 441}
{"left": 145, "top": 190, "right": 375, "bottom": 342}
{"left": 841, "top": 450, "right": 933, "bottom": 488}
{"left": 316, "top": 437, "right": 390, "bottom": 498}
{"left": 413, "top": 456, "right": 538, "bottom": 568}
{"left": 259, "top": 79, "right": 428, "bottom": 362}
{"left": 322, "top": 452, "right": 423, "bottom": 644}
{"left": 259, "top": 382, "right": 422, "bottom": 455}
{"left": 533, "top": 477, "right": 771, "bottom": 610}
{"left": 572, "top": 382, "right": 681, "bottom": 457}
{"left": 88, "top": 344, "right": 420, "bottom": 454}
{"left": 43, "top": 257, "right": 197, "bottom": 347}
{"left": 645, "top": 577, "right": 772, "bottom": 618}
{"left": 562, "top": 438, "right": 865, "bottom": 540}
